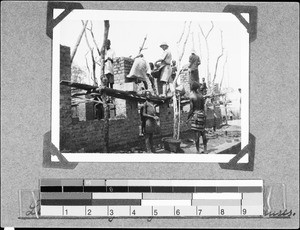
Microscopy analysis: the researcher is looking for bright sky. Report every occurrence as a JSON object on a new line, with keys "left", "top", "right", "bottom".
{"left": 58, "top": 11, "right": 248, "bottom": 94}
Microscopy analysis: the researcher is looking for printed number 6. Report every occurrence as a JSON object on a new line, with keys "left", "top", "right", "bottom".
{"left": 176, "top": 209, "right": 180, "bottom": 215}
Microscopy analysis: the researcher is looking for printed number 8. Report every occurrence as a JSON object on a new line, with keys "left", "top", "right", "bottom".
{"left": 220, "top": 209, "right": 225, "bottom": 215}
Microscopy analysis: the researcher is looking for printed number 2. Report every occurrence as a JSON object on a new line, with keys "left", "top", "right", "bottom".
{"left": 87, "top": 209, "right": 92, "bottom": 215}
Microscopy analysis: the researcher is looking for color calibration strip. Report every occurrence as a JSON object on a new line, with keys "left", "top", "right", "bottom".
{"left": 40, "top": 179, "right": 263, "bottom": 217}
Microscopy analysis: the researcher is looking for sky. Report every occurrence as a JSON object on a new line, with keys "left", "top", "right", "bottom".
{"left": 58, "top": 11, "right": 248, "bottom": 95}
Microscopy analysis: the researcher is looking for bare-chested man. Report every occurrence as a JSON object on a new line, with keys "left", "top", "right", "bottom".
{"left": 187, "top": 82, "right": 208, "bottom": 153}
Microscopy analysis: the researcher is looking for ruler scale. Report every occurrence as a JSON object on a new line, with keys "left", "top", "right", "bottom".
{"left": 39, "top": 179, "right": 263, "bottom": 217}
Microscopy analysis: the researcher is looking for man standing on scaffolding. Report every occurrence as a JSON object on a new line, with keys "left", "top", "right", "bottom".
{"left": 155, "top": 42, "right": 172, "bottom": 97}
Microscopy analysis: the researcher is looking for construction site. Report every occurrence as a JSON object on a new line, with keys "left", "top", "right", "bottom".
{"left": 58, "top": 19, "right": 242, "bottom": 154}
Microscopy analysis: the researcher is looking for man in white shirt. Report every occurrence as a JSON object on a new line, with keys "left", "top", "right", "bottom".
{"left": 155, "top": 42, "right": 172, "bottom": 97}
{"left": 104, "top": 39, "right": 116, "bottom": 88}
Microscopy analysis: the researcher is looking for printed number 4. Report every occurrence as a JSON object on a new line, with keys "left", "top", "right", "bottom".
{"left": 132, "top": 210, "right": 136, "bottom": 215}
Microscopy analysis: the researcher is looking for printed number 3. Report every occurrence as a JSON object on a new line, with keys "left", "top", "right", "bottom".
{"left": 110, "top": 209, "right": 114, "bottom": 216}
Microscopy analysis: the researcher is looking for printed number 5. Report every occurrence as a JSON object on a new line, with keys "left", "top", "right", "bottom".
{"left": 154, "top": 209, "right": 158, "bottom": 216}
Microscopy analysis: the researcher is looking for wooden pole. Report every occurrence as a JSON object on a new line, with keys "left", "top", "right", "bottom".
{"left": 101, "top": 20, "right": 110, "bottom": 153}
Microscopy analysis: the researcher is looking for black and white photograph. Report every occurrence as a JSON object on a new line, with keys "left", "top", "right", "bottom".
{"left": 52, "top": 9, "right": 249, "bottom": 162}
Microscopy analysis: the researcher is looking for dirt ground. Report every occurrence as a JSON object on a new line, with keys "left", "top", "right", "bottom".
{"left": 115, "top": 119, "right": 241, "bottom": 154}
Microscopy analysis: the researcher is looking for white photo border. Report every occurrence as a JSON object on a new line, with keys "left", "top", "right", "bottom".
{"left": 51, "top": 9, "right": 249, "bottom": 163}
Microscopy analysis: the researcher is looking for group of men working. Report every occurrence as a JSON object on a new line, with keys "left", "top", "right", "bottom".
{"left": 99, "top": 39, "right": 209, "bottom": 153}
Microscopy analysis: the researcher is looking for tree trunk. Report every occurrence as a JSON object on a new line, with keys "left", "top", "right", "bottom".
{"left": 101, "top": 20, "right": 110, "bottom": 153}
{"left": 173, "top": 22, "right": 191, "bottom": 139}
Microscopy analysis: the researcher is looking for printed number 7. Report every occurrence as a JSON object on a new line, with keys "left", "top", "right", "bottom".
{"left": 198, "top": 209, "right": 202, "bottom": 215}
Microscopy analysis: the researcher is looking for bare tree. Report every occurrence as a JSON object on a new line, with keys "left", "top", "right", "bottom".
{"left": 100, "top": 20, "right": 110, "bottom": 153}
{"left": 198, "top": 21, "right": 214, "bottom": 88}
{"left": 70, "top": 20, "right": 88, "bottom": 64}
{"left": 173, "top": 21, "right": 192, "bottom": 140}
{"left": 82, "top": 21, "right": 97, "bottom": 86}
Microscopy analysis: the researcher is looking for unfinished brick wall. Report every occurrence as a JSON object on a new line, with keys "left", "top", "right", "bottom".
{"left": 60, "top": 47, "right": 140, "bottom": 152}
{"left": 60, "top": 46, "right": 221, "bottom": 152}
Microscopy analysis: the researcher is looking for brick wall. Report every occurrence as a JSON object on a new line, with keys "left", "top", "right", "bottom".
{"left": 60, "top": 47, "right": 221, "bottom": 152}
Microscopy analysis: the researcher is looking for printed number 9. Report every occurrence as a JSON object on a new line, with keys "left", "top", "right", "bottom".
{"left": 242, "top": 209, "right": 247, "bottom": 215}
{"left": 176, "top": 209, "right": 180, "bottom": 215}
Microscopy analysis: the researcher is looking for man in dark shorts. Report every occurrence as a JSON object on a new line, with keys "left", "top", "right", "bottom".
{"left": 104, "top": 39, "right": 116, "bottom": 88}
{"left": 142, "top": 91, "right": 159, "bottom": 153}
{"left": 188, "top": 49, "right": 201, "bottom": 86}
{"left": 187, "top": 82, "right": 208, "bottom": 154}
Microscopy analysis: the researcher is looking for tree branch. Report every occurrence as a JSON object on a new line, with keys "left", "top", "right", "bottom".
{"left": 206, "top": 21, "right": 214, "bottom": 39}
{"left": 70, "top": 20, "right": 88, "bottom": 64}
{"left": 86, "top": 21, "right": 101, "bottom": 56}
{"left": 220, "top": 51, "right": 228, "bottom": 89}
{"left": 212, "top": 30, "right": 224, "bottom": 85}
{"left": 177, "top": 21, "right": 187, "bottom": 44}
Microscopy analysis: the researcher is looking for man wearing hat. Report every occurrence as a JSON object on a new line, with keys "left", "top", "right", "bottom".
{"left": 155, "top": 42, "right": 172, "bottom": 97}
{"left": 188, "top": 49, "right": 201, "bottom": 87}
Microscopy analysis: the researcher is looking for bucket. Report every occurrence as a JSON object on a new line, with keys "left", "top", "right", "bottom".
{"left": 162, "top": 137, "right": 181, "bottom": 153}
